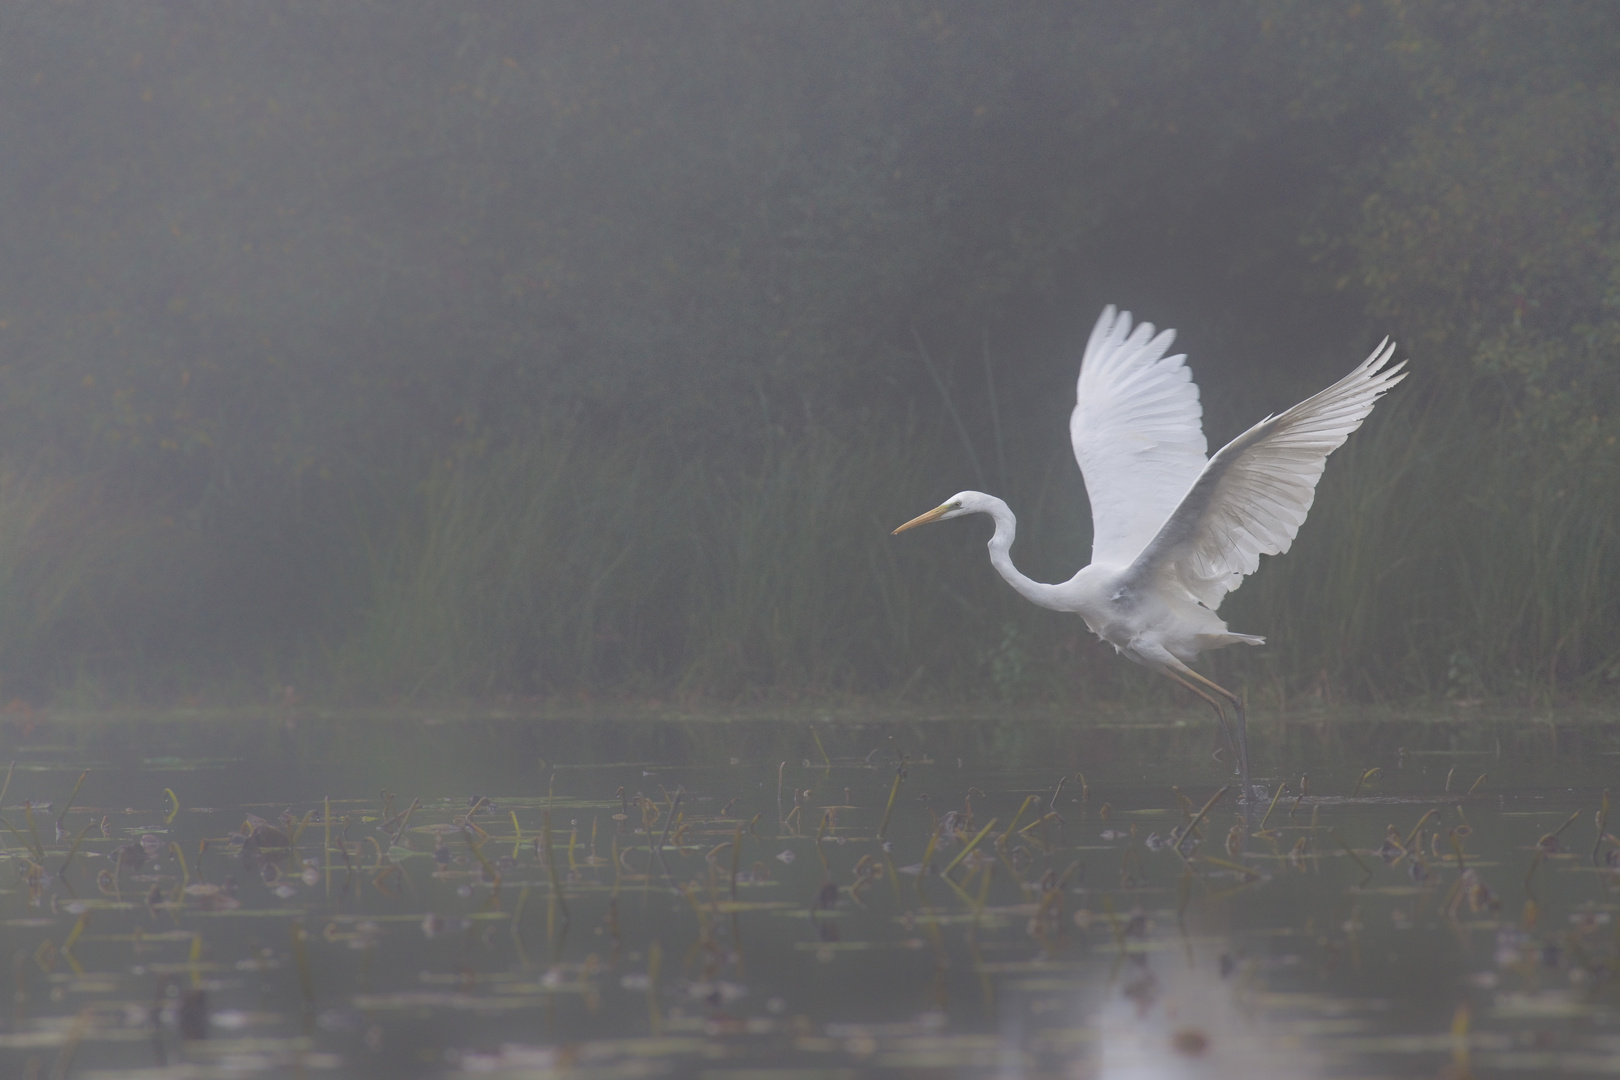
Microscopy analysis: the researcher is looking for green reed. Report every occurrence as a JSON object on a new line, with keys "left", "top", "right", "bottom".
{"left": 1223, "top": 383, "right": 1620, "bottom": 704}
{"left": 336, "top": 381, "right": 1619, "bottom": 706}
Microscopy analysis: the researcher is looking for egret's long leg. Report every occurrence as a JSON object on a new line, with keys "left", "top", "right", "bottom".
{"left": 1176, "top": 667, "right": 1251, "bottom": 801}
{"left": 1158, "top": 668, "right": 1240, "bottom": 772}
{"left": 1158, "top": 664, "right": 1252, "bottom": 803}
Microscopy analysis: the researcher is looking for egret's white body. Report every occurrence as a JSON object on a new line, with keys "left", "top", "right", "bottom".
{"left": 895, "top": 307, "right": 1406, "bottom": 798}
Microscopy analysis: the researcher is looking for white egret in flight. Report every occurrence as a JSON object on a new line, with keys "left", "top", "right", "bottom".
{"left": 894, "top": 307, "right": 1405, "bottom": 799}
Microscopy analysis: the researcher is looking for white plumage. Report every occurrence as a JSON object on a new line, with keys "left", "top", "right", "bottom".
{"left": 1071, "top": 306, "right": 1207, "bottom": 569}
{"left": 894, "top": 306, "right": 1406, "bottom": 798}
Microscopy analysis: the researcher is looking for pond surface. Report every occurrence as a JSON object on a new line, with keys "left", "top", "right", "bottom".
{"left": 1, "top": 707, "right": 1618, "bottom": 1078}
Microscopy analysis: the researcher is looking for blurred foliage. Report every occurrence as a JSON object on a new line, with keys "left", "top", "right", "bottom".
{"left": 1345, "top": 2, "right": 1620, "bottom": 435}
{"left": 0, "top": 2, "right": 1612, "bottom": 703}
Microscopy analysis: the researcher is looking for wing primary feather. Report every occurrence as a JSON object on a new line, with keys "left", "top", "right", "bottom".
{"left": 1125, "top": 339, "right": 1405, "bottom": 609}
{"left": 1071, "top": 307, "right": 1209, "bottom": 568}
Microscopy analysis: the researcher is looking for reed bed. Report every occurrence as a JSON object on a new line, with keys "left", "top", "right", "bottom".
{"left": 1226, "top": 385, "right": 1620, "bottom": 705}
{"left": 0, "top": 378, "right": 1610, "bottom": 707}
{"left": 337, "top": 424, "right": 1009, "bottom": 700}
{"left": 339, "top": 386, "right": 1620, "bottom": 706}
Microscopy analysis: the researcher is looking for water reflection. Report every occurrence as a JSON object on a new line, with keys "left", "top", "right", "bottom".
{"left": 0, "top": 709, "right": 1615, "bottom": 1077}
{"left": 1084, "top": 954, "right": 1322, "bottom": 1079}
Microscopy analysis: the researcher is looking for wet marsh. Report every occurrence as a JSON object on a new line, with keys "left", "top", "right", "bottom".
{"left": 1, "top": 709, "right": 1618, "bottom": 1078}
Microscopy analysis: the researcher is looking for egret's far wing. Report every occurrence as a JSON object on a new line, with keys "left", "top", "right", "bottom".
{"left": 1071, "top": 307, "right": 1209, "bottom": 567}
{"left": 1127, "top": 340, "right": 1406, "bottom": 609}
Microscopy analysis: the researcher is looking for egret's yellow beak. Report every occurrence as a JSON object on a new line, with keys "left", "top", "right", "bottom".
{"left": 892, "top": 503, "right": 953, "bottom": 535}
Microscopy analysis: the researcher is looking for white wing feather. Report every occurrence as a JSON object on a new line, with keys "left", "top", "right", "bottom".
{"left": 1071, "top": 306, "right": 1209, "bottom": 567}
{"left": 1127, "top": 339, "right": 1406, "bottom": 609}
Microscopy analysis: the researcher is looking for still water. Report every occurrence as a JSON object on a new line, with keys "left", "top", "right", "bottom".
{"left": 0, "top": 707, "right": 1617, "bottom": 1078}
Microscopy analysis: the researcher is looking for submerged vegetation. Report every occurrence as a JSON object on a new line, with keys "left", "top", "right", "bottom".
{"left": 0, "top": 3, "right": 1615, "bottom": 706}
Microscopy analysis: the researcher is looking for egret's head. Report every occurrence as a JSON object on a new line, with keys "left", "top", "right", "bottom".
{"left": 891, "top": 492, "right": 986, "bottom": 535}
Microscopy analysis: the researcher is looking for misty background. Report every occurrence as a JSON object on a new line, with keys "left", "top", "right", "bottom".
{"left": 0, "top": 2, "right": 1614, "bottom": 708}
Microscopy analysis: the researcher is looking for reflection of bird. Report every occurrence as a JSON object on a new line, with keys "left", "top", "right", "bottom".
{"left": 894, "top": 307, "right": 1405, "bottom": 799}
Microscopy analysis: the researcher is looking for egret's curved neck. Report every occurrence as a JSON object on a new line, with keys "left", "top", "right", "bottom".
{"left": 978, "top": 497, "right": 1069, "bottom": 612}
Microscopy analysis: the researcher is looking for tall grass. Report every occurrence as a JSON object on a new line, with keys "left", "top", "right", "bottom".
{"left": 1223, "top": 385, "right": 1620, "bottom": 704}
{"left": 677, "top": 427, "right": 1029, "bottom": 697}
{"left": 336, "top": 423, "right": 1023, "bottom": 700}
{"left": 336, "top": 429, "right": 671, "bottom": 698}
{"left": 341, "top": 388, "right": 1620, "bottom": 706}
{"left": 0, "top": 469, "right": 214, "bottom": 702}
{"left": 2, "top": 370, "right": 1608, "bottom": 708}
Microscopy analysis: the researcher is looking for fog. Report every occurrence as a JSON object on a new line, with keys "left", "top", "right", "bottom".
{"left": 0, "top": 3, "right": 1614, "bottom": 705}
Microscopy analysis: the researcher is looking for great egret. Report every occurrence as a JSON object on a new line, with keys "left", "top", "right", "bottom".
{"left": 893, "top": 307, "right": 1405, "bottom": 799}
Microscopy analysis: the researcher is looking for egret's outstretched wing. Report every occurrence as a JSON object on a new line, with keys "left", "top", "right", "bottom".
{"left": 1127, "top": 340, "right": 1406, "bottom": 609}
{"left": 1071, "top": 306, "right": 1209, "bottom": 567}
